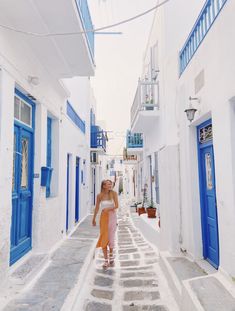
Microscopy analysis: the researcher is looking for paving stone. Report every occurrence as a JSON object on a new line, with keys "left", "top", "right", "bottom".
{"left": 133, "top": 253, "right": 141, "bottom": 259}
{"left": 121, "top": 279, "right": 158, "bottom": 288}
{"left": 124, "top": 291, "right": 160, "bottom": 301}
{"left": 91, "top": 289, "right": 114, "bottom": 300}
{"left": 144, "top": 252, "right": 157, "bottom": 257}
{"left": 84, "top": 301, "right": 112, "bottom": 311}
{"left": 94, "top": 276, "right": 114, "bottom": 287}
{"left": 145, "top": 258, "right": 158, "bottom": 264}
{"left": 122, "top": 305, "right": 168, "bottom": 311}
{"left": 118, "top": 241, "right": 133, "bottom": 245}
{"left": 120, "top": 271, "right": 157, "bottom": 279}
{"left": 119, "top": 244, "right": 135, "bottom": 249}
{"left": 96, "top": 269, "right": 116, "bottom": 276}
{"left": 119, "top": 248, "right": 138, "bottom": 254}
{"left": 120, "top": 260, "right": 140, "bottom": 267}
{"left": 119, "top": 255, "right": 130, "bottom": 260}
{"left": 121, "top": 265, "right": 154, "bottom": 271}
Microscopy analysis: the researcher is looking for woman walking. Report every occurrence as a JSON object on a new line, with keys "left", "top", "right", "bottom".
{"left": 92, "top": 180, "right": 118, "bottom": 270}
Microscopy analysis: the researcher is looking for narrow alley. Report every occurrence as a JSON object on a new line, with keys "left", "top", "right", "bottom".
{"left": 1, "top": 0, "right": 235, "bottom": 310}
{"left": 73, "top": 197, "right": 178, "bottom": 311}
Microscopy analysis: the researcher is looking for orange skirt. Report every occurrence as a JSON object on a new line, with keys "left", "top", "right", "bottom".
{"left": 96, "top": 210, "right": 117, "bottom": 249}
{"left": 96, "top": 211, "right": 109, "bottom": 248}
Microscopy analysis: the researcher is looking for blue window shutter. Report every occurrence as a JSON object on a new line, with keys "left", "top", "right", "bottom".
{"left": 46, "top": 117, "right": 52, "bottom": 197}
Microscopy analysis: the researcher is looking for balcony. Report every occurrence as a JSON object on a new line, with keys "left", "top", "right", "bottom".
{"left": 179, "top": 0, "right": 228, "bottom": 75}
{"left": 90, "top": 125, "right": 107, "bottom": 153}
{"left": 123, "top": 148, "right": 138, "bottom": 164}
{"left": 0, "top": 0, "right": 95, "bottom": 78}
{"left": 76, "top": 0, "right": 94, "bottom": 60}
{"left": 131, "top": 79, "right": 160, "bottom": 132}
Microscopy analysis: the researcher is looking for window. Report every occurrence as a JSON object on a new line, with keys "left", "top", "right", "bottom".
{"left": 154, "top": 152, "right": 160, "bottom": 204}
{"left": 46, "top": 117, "right": 52, "bottom": 197}
{"left": 14, "top": 96, "right": 32, "bottom": 127}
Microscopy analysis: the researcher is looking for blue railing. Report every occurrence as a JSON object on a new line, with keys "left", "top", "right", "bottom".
{"left": 91, "top": 125, "right": 107, "bottom": 151}
{"left": 126, "top": 131, "right": 143, "bottom": 148}
{"left": 75, "top": 0, "right": 95, "bottom": 59}
{"left": 67, "top": 101, "right": 86, "bottom": 134}
{"left": 179, "top": 0, "right": 227, "bottom": 75}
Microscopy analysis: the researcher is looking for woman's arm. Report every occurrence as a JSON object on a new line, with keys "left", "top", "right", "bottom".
{"left": 92, "top": 195, "right": 100, "bottom": 226}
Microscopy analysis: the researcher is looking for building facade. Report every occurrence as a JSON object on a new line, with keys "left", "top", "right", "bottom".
{"left": 0, "top": 0, "right": 96, "bottom": 289}
{"left": 128, "top": 0, "right": 235, "bottom": 286}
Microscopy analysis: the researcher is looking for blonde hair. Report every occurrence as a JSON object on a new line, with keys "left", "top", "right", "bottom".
{"left": 100, "top": 179, "right": 114, "bottom": 200}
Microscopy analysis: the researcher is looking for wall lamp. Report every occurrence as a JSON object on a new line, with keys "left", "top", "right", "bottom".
{"left": 184, "top": 96, "right": 199, "bottom": 122}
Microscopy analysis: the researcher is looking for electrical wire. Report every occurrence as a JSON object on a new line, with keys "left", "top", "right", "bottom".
{"left": 0, "top": 0, "right": 171, "bottom": 37}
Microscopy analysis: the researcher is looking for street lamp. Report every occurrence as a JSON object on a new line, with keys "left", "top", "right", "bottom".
{"left": 184, "top": 96, "right": 199, "bottom": 122}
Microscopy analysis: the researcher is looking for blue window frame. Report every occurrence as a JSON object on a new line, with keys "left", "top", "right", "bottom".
{"left": 46, "top": 117, "right": 52, "bottom": 197}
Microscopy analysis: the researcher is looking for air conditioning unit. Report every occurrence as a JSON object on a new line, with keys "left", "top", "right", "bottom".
{"left": 90, "top": 151, "right": 98, "bottom": 164}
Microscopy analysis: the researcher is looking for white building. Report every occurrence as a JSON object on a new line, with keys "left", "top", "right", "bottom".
{"left": 128, "top": 0, "right": 235, "bottom": 307}
{"left": 0, "top": 0, "right": 96, "bottom": 289}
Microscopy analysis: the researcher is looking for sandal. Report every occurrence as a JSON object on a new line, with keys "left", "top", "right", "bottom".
{"left": 102, "top": 259, "right": 109, "bottom": 270}
{"left": 109, "top": 255, "right": 115, "bottom": 267}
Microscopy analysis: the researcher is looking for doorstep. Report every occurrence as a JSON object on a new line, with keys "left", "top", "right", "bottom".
{"left": 159, "top": 252, "right": 235, "bottom": 311}
{"left": 1, "top": 215, "right": 99, "bottom": 311}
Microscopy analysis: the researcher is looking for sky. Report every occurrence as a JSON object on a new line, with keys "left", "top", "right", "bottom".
{"left": 88, "top": 0, "right": 157, "bottom": 156}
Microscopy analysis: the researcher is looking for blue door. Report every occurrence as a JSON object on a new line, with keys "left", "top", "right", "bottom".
{"left": 198, "top": 120, "right": 219, "bottom": 268}
{"left": 11, "top": 126, "right": 33, "bottom": 265}
{"left": 75, "top": 157, "right": 80, "bottom": 222}
{"left": 66, "top": 154, "right": 70, "bottom": 231}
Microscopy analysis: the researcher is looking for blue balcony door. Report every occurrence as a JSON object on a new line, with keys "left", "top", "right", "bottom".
{"left": 75, "top": 157, "right": 80, "bottom": 223}
{"left": 198, "top": 121, "right": 219, "bottom": 268}
{"left": 66, "top": 154, "right": 70, "bottom": 232}
{"left": 11, "top": 125, "right": 34, "bottom": 265}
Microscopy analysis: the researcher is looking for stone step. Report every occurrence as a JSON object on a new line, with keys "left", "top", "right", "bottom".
{"left": 10, "top": 253, "right": 48, "bottom": 285}
{"left": 182, "top": 276, "right": 235, "bottom": 311}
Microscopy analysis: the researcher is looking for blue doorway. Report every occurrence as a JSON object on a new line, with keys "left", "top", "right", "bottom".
{"left": 11, "top": 90, "right": 35, "bottom": 265}
{"left": 198, "top": 120, "right": 219, "bottom": 268}
{"left": 66, "top": 154, "right": 70, "bottom": 231}
{"left": 75, "top": 157, "right": 80, "bottom": 223}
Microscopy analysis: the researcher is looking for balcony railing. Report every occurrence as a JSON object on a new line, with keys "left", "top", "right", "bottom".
{"left": 76, "top": 0, "right": 95, "bottom": 59}
{"left": 90, "top": 125, "right": 107, "bottom": 151}
{"left": 179, "top": 0, "right": 227, "bottom": 75}
{"left": 131, "top": 80, "right": 159, "bottom": 127}
{"left": 126, "top": 131, "right": 143, "bottom": 148}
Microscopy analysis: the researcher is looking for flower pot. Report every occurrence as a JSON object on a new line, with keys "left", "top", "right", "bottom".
{"left": 146, "top": 207, "right": 157, "bottom": 218}
{"left": 138, "top": 207, "right": 146, "bottom": 216}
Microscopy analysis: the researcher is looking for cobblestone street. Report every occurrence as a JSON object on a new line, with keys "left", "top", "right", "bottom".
{"left": 74, "top": 199, "right": 178, "bottom": 311}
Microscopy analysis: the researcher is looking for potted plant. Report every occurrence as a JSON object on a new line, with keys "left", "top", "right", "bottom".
{"left": 146, "top": 200, "right": 157, "bottom": 218}
{"left": 138, "top": 184, "right": 148, "bottom": 216}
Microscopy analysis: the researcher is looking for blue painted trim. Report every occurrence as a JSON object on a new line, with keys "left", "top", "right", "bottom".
{"left": 197, "top": 118, "right": 220, "bottom": 269}
{"left": 126, "top": 130, "right": 143, "bottom": 148}
{"left": 46, "top": 117, "right": 52, "bottom": 198}
{"left": 75, "top": 157, "right": 80, "bottom": 222}
{"left": 10, "top": 89, "right": 35, "bottom": 265}
{"left": 67, "top": 101, "right": 86, "bottom": 134}
{"left": 75, "top": 0, "right": 95, "bottom": 61}
{"left": 66, "top": 154, "right": 70, "bottom": 231}
{"left": 179, "top": 0, "right": 228, "bottom": 75}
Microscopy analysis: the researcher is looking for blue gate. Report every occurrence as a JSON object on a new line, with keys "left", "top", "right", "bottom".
{"left": 75, "top": 157, "right": 80, "bottom": 222}
{"left": 198, "top": 120, "right": 219, "bottom": 268}
{"left": 11, "top": 90, "right": 34, "bottom": 265}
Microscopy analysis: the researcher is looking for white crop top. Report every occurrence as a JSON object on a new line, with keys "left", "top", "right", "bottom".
{"left": 100, "top": 199, "right": 115, "bottom": 211}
